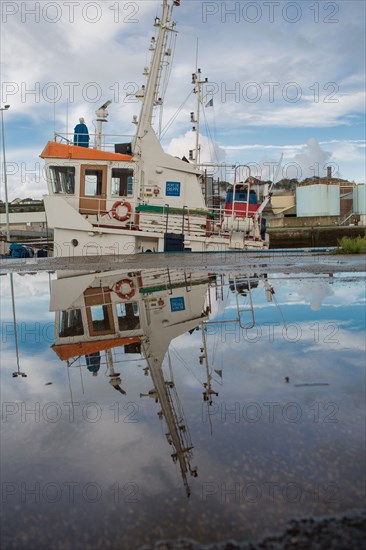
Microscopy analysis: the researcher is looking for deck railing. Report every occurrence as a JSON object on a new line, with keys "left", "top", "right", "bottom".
{"left": 53, "top": 132, "right": 134, "bottom": 152}
{"left": 59, "top": 195, "right": 260, "bottom": 241}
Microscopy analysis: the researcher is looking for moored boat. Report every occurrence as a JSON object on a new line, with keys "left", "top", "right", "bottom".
{"left": 42, "top": 0, "right": 271, "bottom": 257}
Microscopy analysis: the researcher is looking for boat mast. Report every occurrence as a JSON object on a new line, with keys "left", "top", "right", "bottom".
{"left": 133, "top": 0, "right": 178, "bottom": 153}
{"left": 191, "top": 66, "right": 209, "bottom": 167}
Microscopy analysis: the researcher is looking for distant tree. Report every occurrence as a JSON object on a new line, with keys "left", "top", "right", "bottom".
{"left": 219, "top": 181, "right": 231, "bottom": 191}
{"left": 275, "top": 178, "right": 299, "bottom": 190}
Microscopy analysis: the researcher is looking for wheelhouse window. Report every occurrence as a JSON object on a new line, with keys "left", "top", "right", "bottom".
{"left": 117, "top": 302, "right": 140, "bottom": 331}
{"left": 111, "top": 168, "right": 134, "bottom": 197}
{"left": 59, "top": 309, "right": 84, "bottom": 337}
{"left": 89, "top": 305, "right": 112, "bottom": 333}
{"left": 85, "top": 169, "right": 103, "bottom": 196}
{"left": 50, "top": 166, "right": 75, "bottom": 194}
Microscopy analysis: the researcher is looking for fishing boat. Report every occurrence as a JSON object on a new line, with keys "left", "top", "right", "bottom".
{"left": 42, "top": 0, "right": 271, "bottom": 257}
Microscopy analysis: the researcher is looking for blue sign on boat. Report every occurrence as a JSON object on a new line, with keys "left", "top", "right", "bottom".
{"left": 166, "top": 181, "right": 181, "bottom": 196}
{"left": 170, "top": 297, "right": 185, "bottom": 312}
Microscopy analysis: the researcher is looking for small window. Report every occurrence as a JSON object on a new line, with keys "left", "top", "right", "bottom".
{"left": 59, "top": 309, "right": 84, "bottom": 337}
{"left": 111, "top": 168, "right": 134, "bottom": 197}
{"left": 89, "top": 305, "right": 111, "bottom": 332}
{"left": 50, "top": 167, "right": 75, "bottom": 194}
{"left": 117, "top": 302, "right": 140, "bottom": 331}
{"left": 85, "top": 170, "right": 103, "bottom": 196}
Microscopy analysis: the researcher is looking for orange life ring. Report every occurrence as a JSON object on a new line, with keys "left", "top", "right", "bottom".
{"left": 111, "top": 200, "right": 132, "bottom": 222}
{"left": 114, "top": 279, "right": 136, "bottom": 300}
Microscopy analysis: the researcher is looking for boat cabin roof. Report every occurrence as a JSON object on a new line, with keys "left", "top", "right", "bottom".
{"left": 40, "top": 142, "right": 133, "bottom": 162}
{"left": 52, "top": 336, "right": 141, "bottom": 361}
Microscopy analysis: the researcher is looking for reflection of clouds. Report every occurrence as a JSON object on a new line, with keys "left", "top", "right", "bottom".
{"left": 170, "top": 319, "right": 366, "bottom": 402}
{"left": 249, "top": 277, "right": 365, "bottom": 310}
{"left": 2, "top": 345, "right": 196, "bottom": 498}
{"left": 1, "top": 273, "right": 53, "bottom": 323}
{"left": 296, "top": 280, "right": 334, "bottom": 311}
{"left": 209, "top": 276, "right": 365, "bottom": 315}
{"left": 1, "top": 348, "right": 68, "bottom": 402}
{"left": 175, "top": 320, "right": 365, "bottom": 356}
{"left": 1, "top": 273, "right": 53, "bottom": 298}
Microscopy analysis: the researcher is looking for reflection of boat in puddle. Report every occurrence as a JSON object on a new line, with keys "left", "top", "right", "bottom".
{"left": 50, "top": 268, "right": 274, "bottom": 495}
{"left": 51, "top": 269, "right": 214, "bottom": 496}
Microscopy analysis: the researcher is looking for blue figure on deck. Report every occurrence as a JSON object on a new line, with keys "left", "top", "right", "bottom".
{"left": 85, "top": 352, "right": 101, "bottom": 376}
{"left": 73, "top": 117, "right": 90, "bottom": 148}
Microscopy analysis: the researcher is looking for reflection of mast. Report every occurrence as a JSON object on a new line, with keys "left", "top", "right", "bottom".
{"left": 141, "top": 343, "right": 197, "bottom": 497}
{"left": 260, "top": 274, "right": 275, "bottom": 303}
{"left": 106, "top": 348, "right": 126, "bottom": 395}
{"left": 10, "top": 274, "right": 27, "bottom": 378}
{"left": 199, "top": 274, "right": 265, "bottom": 407}
{"left": 200, "top": 320, "right": 218, "bottom": 406}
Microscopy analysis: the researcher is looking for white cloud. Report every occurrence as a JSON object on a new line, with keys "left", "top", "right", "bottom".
{"left": 1, "top": 0, "right": 365, "bottom": 198}
{"left": 233, "top": 91, "right": 365, "bottom": 128}
{"left": 167, "top": 130, "right": 226, "bottom": 164}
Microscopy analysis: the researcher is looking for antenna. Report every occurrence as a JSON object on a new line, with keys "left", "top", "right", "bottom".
{"left": 65, "top": 100, "right": 68, "bottom": 140}
{"left": 10, "top": 274, "right": 27, "bottom": 379}
{"left": 53, "top": 101, "right": 56, "bottom": 139}
{"left": 95, "top": 100, "right": 112, "bottom": 150}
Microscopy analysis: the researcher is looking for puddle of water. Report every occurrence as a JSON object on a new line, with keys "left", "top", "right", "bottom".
{"left": 1, "top": 269, "right": 365, "bottom": 549}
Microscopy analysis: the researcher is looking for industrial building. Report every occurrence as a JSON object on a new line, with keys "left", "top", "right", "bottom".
{"left": 270, "top": 167, "right": 365, "bottom": 228}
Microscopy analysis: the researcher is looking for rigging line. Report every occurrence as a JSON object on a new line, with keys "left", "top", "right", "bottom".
{"left": 79, "top": 365, "right": 85, "bottom": 395}
{"left": 201, "top": 107, "right": 213, "bottom": 160}
{"left": 170, "top": 381, "right": 188, "bottom": 430}
{"left": 202, "top": 106, "right": 219, "bottom": 164}
{"left": 158, "top": 31, "right": 177, "bottom": 137}
{"left": 160, "top": 89, "right": 193, "bottom": 137}
{"left": 158, "top": 33, "right": 172, "bottom": 136}
{"left": 203, "top": 91, "right": 219, "bottom": 161}
{"left": 204, "top": 107, "right": 219, "bottom": 164}
{"left": 167, "top": 349, "right": 174, "bottom": 381}
{"left": 66, "top": 361, "right": 74, "bottom": 411}
{"left": 170, "top": 344, "right": 195, "bottom": 375}
{"left": 162, "top": 30, "right": 177, "bottom": 97}
{"left": 170, "top": 346, "right": 204, "bottom": 387}
{"left": 195, "top": 37, "right": 199, "bottom": 74}
{"left": 169, "top": 345, "right": 191, "bottom": 373}
{"left": 163, "top": 353, "right": 186, "bottom": 426}
{"left": 160, "top": 89, "right": 194, "bottom": 138}
{"left": 211, "top": 291, "right": 230, "bottom": 367}
{"left": 212, "top": 102, "right": 219, "bottom": 158}
{"left": 104, "top": 361, "right": 110, "bottom": 376}
{"left": 210, "top": 281, "right": 231, "bottom": 367}
{"left": 207, "top": 401, "right": 213, "bottom": 436}
{"left": 272, "top": 292, "right": 287, "bottom": 329}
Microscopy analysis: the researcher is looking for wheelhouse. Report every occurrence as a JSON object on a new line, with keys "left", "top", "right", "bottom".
{"left": 41, "top": 142, "right": 136, "bottom": 220}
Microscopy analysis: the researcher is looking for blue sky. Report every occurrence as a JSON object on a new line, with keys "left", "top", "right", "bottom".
{"left": 1, "top": 0, "right": 365, "bottom": 199}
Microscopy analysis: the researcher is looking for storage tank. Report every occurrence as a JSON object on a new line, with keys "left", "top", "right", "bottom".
{"left": 353, "top": 184, "right": 366, "bottom": 214}
{"left": 296, "top": 184, "right": 340, "bottom": 217}
{"left": 353, "top": 184, "right": 366, "bottom": 226}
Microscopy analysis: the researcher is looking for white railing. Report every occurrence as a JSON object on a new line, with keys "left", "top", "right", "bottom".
{"left": 53, "top": 132, "right": 135, "bottom": 152}
{"left": 339, "top": 210, "right": 356, "bottom": 226}
{"left": 61, "top": 195, "right": 261, "bottom": 240}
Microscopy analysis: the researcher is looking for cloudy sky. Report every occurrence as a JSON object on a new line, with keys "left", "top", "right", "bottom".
{"left": 1, "top": 0, "right": 365, "bottom": 198}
